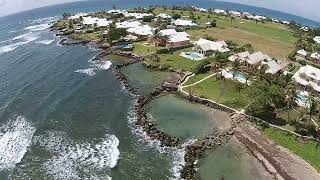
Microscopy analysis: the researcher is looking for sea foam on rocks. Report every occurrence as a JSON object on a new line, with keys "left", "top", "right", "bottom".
{"left": 0, "top": 116, "right": 36, "bottom": 171}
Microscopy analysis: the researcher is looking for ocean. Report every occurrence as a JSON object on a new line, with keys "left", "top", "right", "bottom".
{"left": 0, "top": 0, "right": 317, "bottom": 179}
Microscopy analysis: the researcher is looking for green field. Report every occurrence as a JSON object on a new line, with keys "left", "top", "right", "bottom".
{"left": 184, "top": 76, "right": 250, "bottom": 110}
{"left": 264, "top": 128, "right": 320, "bottom": 172}
{"left": 154, "top": 8, "right": 296, "bottom": 59}
{"left": 70, "top": 32, "right": 100, "bottom": 41}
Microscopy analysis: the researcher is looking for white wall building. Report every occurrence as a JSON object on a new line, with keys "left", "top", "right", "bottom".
{"left": 116, "top": 21, "right": 141, "bottom": 29}
{"left": 127, "top": 25, "right": 155, "bottom": 36}
{"left": 313, "top": 36, "right": 320, "bottom": 44}
{"left": 173, "top": 19, "right": 197, "bottom": 27}
{"left": 292, "top": 65, "right": 320, "bottom": 93}
{"left": 194, "top": 38, "right": 230, "bottom": 55}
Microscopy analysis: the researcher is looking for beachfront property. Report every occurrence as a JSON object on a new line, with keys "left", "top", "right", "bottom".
{"left": 193, "top": 38, "right": 230, "bottom": 56}
{"left": 292, "top": 65, "right": 320, "bottom": 94}
{"left": 311, "top": 52, "right": 320, "bottom": 64}
{"left": 173, "top": 19, "right": 197, "bottom": 27}
{"left": 127, "top": 25, "right": 155, "bottom": 37}
{"left": 115, "top": 21, "right": 141, "bottom": 29}
{"left": 314, "top": 36, "right": 320, "bottom": 44}
{"left": 156, "top": 13, "right": 172, "bottom": 19}
{"left": 68, "top": 13, "right": 88, "bottom": 20}
{"left": 213, "top": 9, "right": 227, "bottom": 15}
{"left": 228, "top": 51, "right": 273, "bottom": 68}
{"left": 76, "top": 16, "right": 112, "bottom": 27}
{"left": 157, "top": 29, "right": 191, "bottom": 48}
{"left": 296, "top": 49, "right": 307, "bottom": 60}
{"left": 124, "top": 12, "right": 154, "bottom": 19}
{"left": 261, "top": 60, "right": 284, "bottom": 75}
{"left": 229, "top": 11, "right": 241, "bottom": 17}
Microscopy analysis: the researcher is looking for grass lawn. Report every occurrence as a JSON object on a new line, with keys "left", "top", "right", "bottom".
{"left": 264, "top": 127, "right": 320, "bottom": 172}
{"left": 187, "top": 28, "right": 294, "bottom": 59}
{"left": 184, "top": 77, "right": 250, "bottom": 110}
{"left": 158, "top": 53, "right": 201, "bottom": 71}
{"left": 71, "top": 32, "right": 100, "bottom": 41}
{"left": 154, "top": 8, "right": 296, "bottom": 59}
{"left": 183, "top": 72, "right": 212, "bottom": 85}
{"left": 133, "top": 42, "right": 157, "bottom": 56}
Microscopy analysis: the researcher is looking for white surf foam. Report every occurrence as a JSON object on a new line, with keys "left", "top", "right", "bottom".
{"left": 75, "top": 68, "right": 96, "bottom": 76}
{"left": 33, "top": 131, "right": 119, "bottom": 180}
{"left": 0, "top": 116, "right": 36, "bottom": 171}
{"left": 12, "top": 32, "right": 33, "bottom": 40}
{"left": 0, "top": 36, "right": 39, "bottom": 55}
{"left": 24, "top": 23, "right": 50, "bottom": 31}
{"left": 31, "top": 16, "right": 59, "bottom": 24}
{"left": 36, "top": 39, "right": 55, "bottom": 45}
{"left": 127, "top": 101, "right": 196, "bottom": 180}
{"left": 93, "top": 61, "right": 112, "bottom": 70}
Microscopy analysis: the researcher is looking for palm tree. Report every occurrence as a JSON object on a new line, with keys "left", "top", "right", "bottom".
{"left": 308, "top": 98, "right": 318, "bottom": 125}
{"left": 230, "top": 16, "right": 235, "bottom": 25}
{"left": 285, "top": 84, "right": 297, "bottom": 121}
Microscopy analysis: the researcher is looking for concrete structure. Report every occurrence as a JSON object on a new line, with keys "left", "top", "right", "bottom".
{"left": 194, "top": 39, "right": 230, "bottom": 56}
{"left": 127, "top": 25, "right": 155, "bottom": 36}
{"left": 292, "top": 65, "right": 320, "bottom": 93}
{"left": 173, "top": 19, "right": 197, "bottom": 27}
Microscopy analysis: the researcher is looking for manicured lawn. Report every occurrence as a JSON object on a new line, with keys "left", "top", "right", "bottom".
{"left": 154, "top": 8, "right": 296, "bottom": 59}
{"left": 158, "top": 53, "right": 201, "bottom": 71}
{"left": 184, "top": 78, "right": 250, "bottom": 110}
{"left": 264, "top": 127, "right": 320, "bottom": 172}
{"left": 187, "top": 28, "right": 294, "bottom": 59}
{"left": 71, "top": 32, "right": 100, "bottom": 41}
{"left": 133, "top": 42, "right": 157, "bottom": 56}
{"left": 183, "top": 72, "right": 212, "bottom": 86}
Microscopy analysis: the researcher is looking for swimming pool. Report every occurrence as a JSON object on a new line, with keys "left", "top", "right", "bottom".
{"left": 295, "top": 91, "right": 310, "bottom": 107}
{"left": 180, "top": 52, "right": 205, "bottom": 61}
{"left": 117, "top": 43, "right": 133, "bottom": 49}
{"left": 222, "top": 70, "right": 248, "bottom": 84}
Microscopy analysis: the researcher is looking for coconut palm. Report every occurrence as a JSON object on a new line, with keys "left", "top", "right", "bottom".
{"left": 285, "top": 84, "right": 297, "bottom": 121}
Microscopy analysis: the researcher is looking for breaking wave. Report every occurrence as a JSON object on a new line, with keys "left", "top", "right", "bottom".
{"left": 36, "top": 39, "right": 55, "bottom": 45}
{"left": 0, "top": 36, "right": 39, "bottom": 55}
{"left": 0, "top": 116, "right": 36, "bottom": 171}
{"left": 127, "top": 102, "right": 194, "bottom": 180}
{"left": 75, "top": 68, "right": 96, "bottom": 76}
{"left": 24, "top": 23, "right": 50, "bottom": 31}
{"left": 33, "top": 131, "right": 119, "bottom": 180}
{"left": 12, "top": 32, "right": 33, "bottom": 40}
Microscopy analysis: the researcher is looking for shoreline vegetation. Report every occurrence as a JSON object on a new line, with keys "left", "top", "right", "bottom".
{"left": 52, "top": 5, "right": 320, "bottom": 179}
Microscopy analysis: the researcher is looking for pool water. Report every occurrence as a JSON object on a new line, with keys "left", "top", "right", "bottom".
{"left": 117, "top": 43, "right": 133, "bottom": 49}
{"left": 234, "top": 72, "right": 247, "bottom": 82}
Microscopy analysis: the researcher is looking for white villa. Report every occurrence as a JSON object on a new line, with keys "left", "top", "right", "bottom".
{"left": 158, "top": 29, "right": 190, "bottom": 48}
{"left": 314, "top": 36, "right": 320, "bottom": 44}
{"left": 173, "top": 19, "right": 197, "bottom": 27}
{"left": 213, "top": 9, "right": 227, "bottom": 15}
{"left": 296, "top": 49, "right": 307, "bottom": 59}
{"left": 228, "top": 51, "right": 273, "bottom": 68}
{"left": 192, "top": 6, "right": 208, "bottom": 12}
{"left": 292, "top": 65, "right": 320, "bottom": 93}
{"left": 116, "top": 21, "right": 141, "bottom": 29}
{"left": 82, "top": 17, "right": 112, "bottom": 27}
{"left": 124, "top": 12, "right": 153, "bottom": 19}
{"left": 262, "top": 60, "right": 283, "bottom": 74}
{"left": 68, "top": 13, "right": 88, "bottom": 20}
{"left": 127, "top": 25, "right": 155, "bottom": 36}
{"left": 107, "top": 9, "right": 127, "bottom": 15}
{"left": 282, "top": 21, "right": 290, "bottom": 25}
{"left": 194, "top": 39, "right": 230, "bottom": 56}
{"left": 157, "top": 13, "right": 171, "bottom": 19}
{"left": 311, "top": 52, "right": 320, "bottom": 64}
{"left": 229, "top": 11, "right": 241, "bottom": 17}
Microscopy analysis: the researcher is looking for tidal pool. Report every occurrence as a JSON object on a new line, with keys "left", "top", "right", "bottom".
{"left": 146, "top": 94, "right": 231, "bottom": 140}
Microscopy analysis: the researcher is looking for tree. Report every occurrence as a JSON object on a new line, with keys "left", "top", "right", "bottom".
{"left": 285, "top": 84, "right": 297, "bottom": 122}
{"left": 172, "top": 13, "right": 181, "bottom": 20}
{"left": 230, "top": 16, "right": 235, "bottom": 24}
{"left": 308, "top": 98, "right": 318, "bottom": 124}
{"left": 210, "top": 19, "right": 217, "bottom": 27}
{"left": 193, "top": 59, "right": 211, "bottom": 74}
{"left": 143, "top": 15, "right": 155, "bottom": 22}
{"left": 106, "top": 24, "right": 127, "bottom": 43}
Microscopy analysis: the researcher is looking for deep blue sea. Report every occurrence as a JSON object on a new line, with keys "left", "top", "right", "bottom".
{"left": 0, "top": 1, "right": 318, "bottom": 180}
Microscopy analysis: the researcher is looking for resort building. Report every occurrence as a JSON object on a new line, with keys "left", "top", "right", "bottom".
{"left": 229, "top": 11, "right": 241, "bottom": 17}
{"left": 116, "top": 21, "right": 141, "bottom": 29}
{"left": 282, "top": 21, "right": 290, "bottom": 25}
{"left": 127, "top": 25, "right": 155, "bottom": 36}
{"left": 159, "top": 29, "right": 178, "bottom": 36}
{"left": 107, "top": 9, "right": 127, "bottom": 15}
{"left": 192, "top": 6, "right": 208, "bottom": 12}
{"left": 166, "top": 33, "right": 191, "bottom": 48}
{"left": 296, "top": 49, "right": 307, "bottom": 60}
{"left": 262, "top": 60, "right": 283, "bottom": 75}
{"left": 157, "top": 13, "right": 171, "bottom": 19}
{"left": 82, "top": 17, "right": 112, "bottom": 27}
{"left": 173, "top": 19, "right": 197, "bottom": 27}
{"left": 68, "top": 13, "right": 88, "bottom": 20}
{"left": 213, "top": 9, "right": 227, "bottom": 15}
{"left": 228, "top": 51, "right": 273, "bottom": 68}
{"left": 194, "top": 39, "right": 230, "bottom": 56}
{"left": 300, "top": 26, "right": 309, "bottom": 32}
{"left": 311, "top": 52, "right": 320, "bottom": 64}
{"left": 124, "top": 13, "right": 153, "bottom": 19}
{"left": 292, "top": 65, "right": 320, "bottom": 94}
{"left": 314, "top": 36, "right": 320, "bottom": 44}
{"left": 272, "top": 18, "right": 280, "bottom": 23}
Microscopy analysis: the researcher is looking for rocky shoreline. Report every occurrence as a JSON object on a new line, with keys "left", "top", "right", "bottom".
{"left": 52, "top": 28, "right": 317, "bottom": 180}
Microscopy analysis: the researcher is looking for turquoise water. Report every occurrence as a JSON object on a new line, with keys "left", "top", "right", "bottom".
{"left": 146, "top": 94, "right": 229, "bottom": 140}
{"left": 122, "top": 62, "right": 172, "bottom": 95}
{"left": 198, "top": 138, "right": 273, "bottom": 180}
